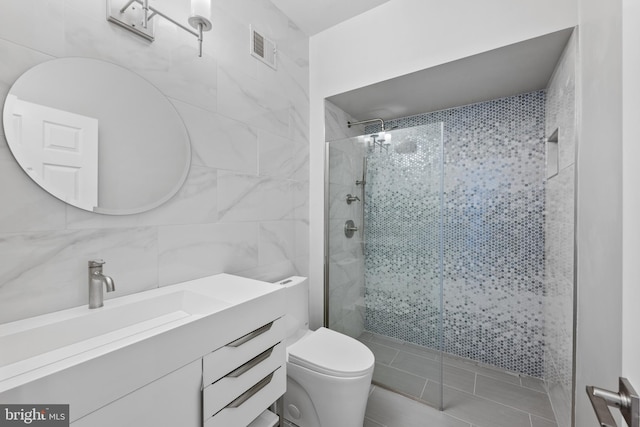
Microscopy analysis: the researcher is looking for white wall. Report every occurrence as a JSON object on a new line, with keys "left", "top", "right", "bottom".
{"left": 622, "top": 0, "right": 640, "bottom": 399}
{"left": 309, "top": 0, "right": 578, "bottom": 328}
{"left": 575, "top": 0, "right": 625, "bottom": 425}
{"left": 0, "top": 0, "right": 309, "bottom": 323}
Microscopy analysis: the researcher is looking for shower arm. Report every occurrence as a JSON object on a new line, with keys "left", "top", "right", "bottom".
{"left": 347, "top": 118, "right": 386, "bottom": 132}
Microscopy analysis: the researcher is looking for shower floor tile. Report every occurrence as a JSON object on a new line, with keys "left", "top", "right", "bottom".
{"left": 474, "top": 375, "right": 555, "bottom": 420}
{"left": 360, "top": 332, "right": 558, "bottom": 427}
{"left": 366, "top": 386, "right": 471, "bottom": 427}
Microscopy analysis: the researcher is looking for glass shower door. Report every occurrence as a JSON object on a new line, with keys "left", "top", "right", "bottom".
{"left": 325, "top": 122, "right": 445, "bottom": 409}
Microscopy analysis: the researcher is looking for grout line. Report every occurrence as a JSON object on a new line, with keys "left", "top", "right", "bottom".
{"left": 379, "top": 362, "right": 429, "bottom": 381}
{"left": 372, "top": 381, "right": 438, "bottom": 410}
{"left": 377, "top": 362, "right": 474, "bottom": 397}
{"left": 467, "top": 388, "right": 554, "bottom": 422}
{"left": 397, "top": 347, "right": 437, "bottom": 363}
{"left": 361, "top": 338, "right": 403, "bottom": 365}
{"left": 378, "top": 347, "right": 480, "bottom": 395}
{"left": 364, "top": 416, "right": 386, "bottom": 427}
{"left": 532, "top": 413, "right": 560, "bottom": 424}
{"left": 442, "top": 412, "right": 475, "bottom": 427}
{"left": 476, "top": 373, "right": 549, "bottom": 397}
{"left": 420, "top": 379, "right": 429, "bottom": 400}
{"left": 445, "top": 386, "right": 536, "bottom": 427}
{"left": 473, "top": 372, "right": 477, "bottom": 395}
{"left": 556, "top": 163, "right": 576, "bottom": 174}
{"left": 442, "top": 358, "right": 522, "bottom": 382}
{"left": 388, "top": 349, "right": 400, "bottom": 365}
{"left": 519, "top": 379, "right": 549, "bottom": 393}
{"left": 470, "top": 393, "right": 532, "bottom": 417}
{"left": 368, "top": 338, "right": 407, "bottom": 353}
{"left": 543, "top": 382, "right": 564, "bottom": 426}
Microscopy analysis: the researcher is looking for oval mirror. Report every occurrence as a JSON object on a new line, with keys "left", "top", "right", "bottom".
{"left": 2, "top": 57, "right": 191, "bottom": 215}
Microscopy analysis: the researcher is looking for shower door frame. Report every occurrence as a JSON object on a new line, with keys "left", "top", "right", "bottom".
{"left": 323, "top": 141, "right": 330, "bottom": 328}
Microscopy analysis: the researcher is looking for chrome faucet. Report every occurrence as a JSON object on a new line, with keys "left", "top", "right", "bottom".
{"left": 88, "top": 259, "right": 115, "bottom": 309}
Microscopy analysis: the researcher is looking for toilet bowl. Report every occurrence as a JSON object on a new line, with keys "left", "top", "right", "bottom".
{"left": 276, "top": 277, "right": 374, "bottom": 427}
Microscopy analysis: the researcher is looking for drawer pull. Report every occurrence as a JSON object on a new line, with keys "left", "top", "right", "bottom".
{"left": 226, "top": 346, "right": 275, "bottom": 378}
{"left": 225, "top": 371, "right": 275, "bottom": 409}
{"left": 226, "top": 321, "right": 274, "bottom": 348}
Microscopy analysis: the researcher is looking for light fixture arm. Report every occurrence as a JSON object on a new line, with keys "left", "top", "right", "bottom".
{"left": 196, "top": 23, "right": 204, "bottom": 57}
{"left": 142, "top": 0, "right": 149, "bottom": 28}
{"left": 108, "top": 0, "right": 212, "bottom": 57}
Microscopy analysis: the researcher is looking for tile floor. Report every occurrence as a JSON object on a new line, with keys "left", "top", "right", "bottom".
{"left": 360, "top": 332, "right": 558, "bottom": 427}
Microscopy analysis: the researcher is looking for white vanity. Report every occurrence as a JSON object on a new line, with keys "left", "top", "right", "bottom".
{"left": 0, "top": 274, "right": 286, "bottom": 427}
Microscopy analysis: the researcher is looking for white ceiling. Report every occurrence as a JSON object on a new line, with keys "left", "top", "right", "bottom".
{"left": 327, "top": 29, "right": 574, "bottom": 122}
{"left": 270, "top": 0, "right": 392, "bottom": 35}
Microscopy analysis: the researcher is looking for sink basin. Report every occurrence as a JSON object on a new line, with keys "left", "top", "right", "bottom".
{"left": 0, "top": 289, "right": 229, "bottom": 378}
{"left": 0, "top": 273, "right": 286, "bottom": 422}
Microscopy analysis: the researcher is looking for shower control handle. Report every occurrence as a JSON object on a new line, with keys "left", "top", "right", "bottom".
{"left": 344, "top": 220, "right": 358, "bottom": 238}
{"left": 346, "top": 194, "right": 360, "bottom": 204}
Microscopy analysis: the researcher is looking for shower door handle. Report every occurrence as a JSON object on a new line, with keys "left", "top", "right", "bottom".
{"left": 586, "top": 377, "right": 639, "bottom": 427}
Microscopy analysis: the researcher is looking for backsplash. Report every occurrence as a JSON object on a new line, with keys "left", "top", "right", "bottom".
{"left": 0, "top": 0, "right": 309, "bottom": 324}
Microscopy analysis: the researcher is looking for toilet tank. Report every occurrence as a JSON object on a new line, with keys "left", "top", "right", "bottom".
{"left": 274, "top": 276, "right": 309, "bottom": 339}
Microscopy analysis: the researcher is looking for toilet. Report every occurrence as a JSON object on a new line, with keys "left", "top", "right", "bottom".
{"left": 276, "top": 276, "right": 374, "bottom": 427}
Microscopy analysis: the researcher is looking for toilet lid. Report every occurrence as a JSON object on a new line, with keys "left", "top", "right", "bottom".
{"left": 287, "top": 327, "right": 375, "bottom": 378}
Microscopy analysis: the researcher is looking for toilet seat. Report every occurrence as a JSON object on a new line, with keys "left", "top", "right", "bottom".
{"left": 287, "top": 327, "right": 374, "bottom": 378}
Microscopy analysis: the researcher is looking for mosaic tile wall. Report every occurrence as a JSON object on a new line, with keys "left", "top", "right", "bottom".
{"left": 364, "top": 92, "right": 547, "bottom": 377}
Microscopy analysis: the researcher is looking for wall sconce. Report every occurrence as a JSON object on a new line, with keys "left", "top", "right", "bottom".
{"left": 107, "top": 0, "right": 212, "bottom": 57}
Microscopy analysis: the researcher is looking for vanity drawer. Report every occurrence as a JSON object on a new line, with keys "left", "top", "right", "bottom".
{"left": 204, "top": 367, "right": 286, "bottom": 427}
{"left": 203, "top": 341, "right": 285, "bottom": 419}
{"left": 203, "top": 317, "right": 284, "bottom": 385}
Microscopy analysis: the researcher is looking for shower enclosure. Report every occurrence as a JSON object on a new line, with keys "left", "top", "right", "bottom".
{"left": 325, "top": 92, "right": 550, "bottom": 417}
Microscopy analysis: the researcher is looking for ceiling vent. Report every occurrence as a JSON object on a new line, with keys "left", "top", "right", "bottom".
{"left": 250, "top": 26, "right": 277, "bottom": 69}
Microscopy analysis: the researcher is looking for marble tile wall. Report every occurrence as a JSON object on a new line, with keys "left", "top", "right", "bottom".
{"left": 543, "top": 30, "right": 576, "bottom": 427}
{"left": 324, "top": 99, "right": 364, "bottom": 143}
{"left": 0, "top": 0, "right": 309, "bottom": 324}
{"left": 324, "top": 100, "right": 366, "bottom": 337}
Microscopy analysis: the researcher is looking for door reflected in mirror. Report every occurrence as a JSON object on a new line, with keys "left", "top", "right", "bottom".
{"left": 2, "top": 58, "right": 191, "bottom": 215}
